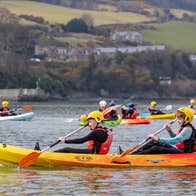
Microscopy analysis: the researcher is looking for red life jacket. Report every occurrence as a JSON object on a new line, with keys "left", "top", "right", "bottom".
{"left": 127, "top": 108, "right": 137, "bottom": 119}
{"left": 131, "top": 109, "right": 137, "bottom": 119}
{"left": 1, "top": 107, "right": 9, "bottom": 116}
{"left": 87, "top": 127, "right": 113, "bottom": 154}
{"left": 176, "top": 124, "right": 196, "bottom": 152}
{"left": 102, "top": 108, "right": 110, "bottom": 119}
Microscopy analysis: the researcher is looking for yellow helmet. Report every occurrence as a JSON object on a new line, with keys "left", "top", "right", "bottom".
{"left": 80, "top": 114, "right": 87, "bottom": 122}
{"left": 177, "top": 107, "right": 194, "bottom": 124}
{"left": 2, "top": 101, "right": 9, "bottom": 107}
{"left": 87, "top": 111, "right": 104, "bottom": 123}
{"left": 151, "top": 101, "right": 157, "bottom": 107}
{"left": 190, "top": 99, "right": 195, "bottom": 105}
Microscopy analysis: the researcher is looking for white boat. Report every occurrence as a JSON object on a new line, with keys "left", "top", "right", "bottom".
{"left": 0, "top": 112, "right": 34, "bottom": 121}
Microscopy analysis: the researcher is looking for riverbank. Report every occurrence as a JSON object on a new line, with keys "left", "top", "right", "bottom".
{"left": 0, "top": 89, "right": 193, "bottom": 102}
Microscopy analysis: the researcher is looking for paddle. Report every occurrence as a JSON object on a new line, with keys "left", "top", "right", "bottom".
{"left": 21, "top": 105, "right": 33, "bottom": 111}
{"left": 163, "top": 105, "right": 172, "bottom": 111}
{"left": 19, "top": 125, "right": 86, "bottom": 168}
{"left": 102, "top": 105, "right": 122, "bottom": 116}
{"left": 112, "top": 119, "right": 177, "bottom": 163}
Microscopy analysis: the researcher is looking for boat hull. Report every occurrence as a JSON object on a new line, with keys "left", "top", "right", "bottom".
{"left": 0, "top": 112, "right": 34, "bottom": 121}
{"left": 121, "top": 117, "right": 150, "bottom": 125}
{"left": 139, "top": 113, "right": 175, "bottom": 120}
{"left": 0, "top": 144, "right": 195, "bottom": 168}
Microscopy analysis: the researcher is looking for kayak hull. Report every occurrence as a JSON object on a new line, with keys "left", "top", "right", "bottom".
{"left": 121, "top": 117, "right": 150, "bottom": 125}
{"left": 0, "top": 112, "right": 34, "bottom": 121}
{"left": 139, "top": 113, "right": 175, "bottom": 120}
{"left": 102, "top": 115, "right": 122, "bottom": 126}
{"left": 0, "top": 144, "right": 195, "bottom": 168}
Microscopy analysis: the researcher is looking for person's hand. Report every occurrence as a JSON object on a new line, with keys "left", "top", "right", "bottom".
{"left": 58, "top": 137, "right": 65, "bottom": 142}
{"left": 165, "top": 123, "right": 172, "bottom": 132}
{"left": 148, "top": 134, "right": 159, "bottom": 141}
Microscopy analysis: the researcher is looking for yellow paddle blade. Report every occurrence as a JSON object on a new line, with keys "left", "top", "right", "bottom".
{"left": 22, "top": 105, "right": 33, "bottom": 111}
{"left": 19, "top": 151, "right": 41, "bottom": 168}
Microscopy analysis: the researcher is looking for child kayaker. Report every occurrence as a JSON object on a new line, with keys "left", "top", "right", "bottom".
{"left": 0, "top": 101, "right": 10, "bottom": 116}
{"left": 35, "top": 111, "right": 113, "bottom": 154}
{"left": 189, "top": 99, "right": 195, "bottom": 109}
{"left": 133, "top": 107, "right": 196, "bottom": 154}
{"left": 147, "top": 101, "right": 164, "bottom": 115}
{"left": 121, "top": 103, "right": 137, "bottom": 119}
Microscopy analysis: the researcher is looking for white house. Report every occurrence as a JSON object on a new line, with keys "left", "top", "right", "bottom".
{"left": 111, "top": 31, "right": 143, "bottom": 43}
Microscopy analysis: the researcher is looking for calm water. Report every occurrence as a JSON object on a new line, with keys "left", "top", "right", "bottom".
{"left": 0, "top": 101, "right": 196, "bottom": 195}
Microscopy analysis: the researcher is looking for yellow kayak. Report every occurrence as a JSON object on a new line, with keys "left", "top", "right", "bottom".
{"left": 0, "top": 143, "right": 195, "bottom": 168}
{"left": 139, "top": 113, "right": 176, "bottom": 120}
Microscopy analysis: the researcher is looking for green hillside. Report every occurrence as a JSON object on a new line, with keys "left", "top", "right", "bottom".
{"left": 0, "top": 0, "right": 153, "bottom": 25}
{"left": 142, "top": 21, "right": 196, "bottom": 52}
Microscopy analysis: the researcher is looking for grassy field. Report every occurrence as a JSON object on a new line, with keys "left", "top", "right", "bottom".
{"left": 171, "top": 9, "right": 196, "bottom": 18}
{"left": 0, "top": 0, "right": 153, "bottom": 25}
{"left": 142, "top": 21, "right": 196, "bottom": 52}
{"left": 55, "top": 33, "right": 105, "bottom": 47}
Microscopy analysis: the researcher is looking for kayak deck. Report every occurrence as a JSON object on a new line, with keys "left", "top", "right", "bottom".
{"left": 139, "top": 113, "right": 175, "bottom": 120}
{"left": 0, "top": 144, "right": 195, "bottom": 168}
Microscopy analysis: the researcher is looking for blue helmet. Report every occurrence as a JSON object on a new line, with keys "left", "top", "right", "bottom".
{"left": 109, "top": 100, "right": 115, "bottom": 107}
{"left": 128, "top": 103, "right": 135, "bottom": 108}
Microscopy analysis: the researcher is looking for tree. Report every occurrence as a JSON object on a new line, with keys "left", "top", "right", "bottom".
{"left": 66, "top": 18, "right": 88, "bottom": 33}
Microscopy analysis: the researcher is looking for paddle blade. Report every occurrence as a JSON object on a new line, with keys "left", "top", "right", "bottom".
{"left": 165, "top": 105, "right": 172, "bottom": 111}
{"left": 102, "top": 105, "right": 121, "bottom": 116}
{"left": 112, "top": 144, "right": 141, "bottom": 163}
{"left": 22, "top": 105, "right": 33, "bottom": 110}
{"left": 19, "top": 151, "right": 41, "bottom": 168}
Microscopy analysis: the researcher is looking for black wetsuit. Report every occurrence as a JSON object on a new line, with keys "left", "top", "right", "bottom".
{"left": 54, "top": 129, "right": 108, "bottom": 154}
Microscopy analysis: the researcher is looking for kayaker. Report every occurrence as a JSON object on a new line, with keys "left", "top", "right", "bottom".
{"left": 189, "top": 99, "right": 195, "bottom": 109}
{"left": 147, "top": 101, "right": 164, "bottom": 115}
{"left": 133, "top": 107, "right": 196, "bottom": 154}
{"left": 35, "top": 111, "right": 113, "bottom": 154}
{"left": 99, "top": 100, "right": 110, "bottom": 119}
{"left": 121, "top": 103, "right": 137, "bottom": 119}
{"left": 105, "top": 100, "right": 118, "bottom": 121}
{"left": 0, "top": 101, "right": 10, "bottom": 116}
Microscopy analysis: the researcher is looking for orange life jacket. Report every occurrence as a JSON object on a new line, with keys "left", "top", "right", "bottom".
{"left": 175, "top": 124, "right": 196, "bottom": 152}
{"left": 87, "top": 127, "right": 113, "bottom": 154}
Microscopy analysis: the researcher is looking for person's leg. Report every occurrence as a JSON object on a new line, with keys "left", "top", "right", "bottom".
{"left": 134, "top": 144, "right": 183, "bottom": 154}
{"left": 132, "top": 140, "right": 155, "bottom": 154}
{"left": 54, "top": 147, "right": 92, "bottom": 154}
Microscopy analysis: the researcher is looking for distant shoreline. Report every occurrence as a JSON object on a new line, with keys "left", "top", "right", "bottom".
{"left": 0, "top": 89, "right": 193, "bottom": 102}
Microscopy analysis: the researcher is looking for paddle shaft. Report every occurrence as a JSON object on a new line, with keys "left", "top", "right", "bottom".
{"left": 40, "top": 125, "right": 86, "bottom": 153}
{"left": 120, "top": 119, "right": 177, "bottom": 157}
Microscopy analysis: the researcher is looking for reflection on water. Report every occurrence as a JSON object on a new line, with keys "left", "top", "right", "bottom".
{"left": 0, "top": 101, "right": 196, "bottom": 195}
{"left": 0, "top": 167, "right": 195, "bottom": 195}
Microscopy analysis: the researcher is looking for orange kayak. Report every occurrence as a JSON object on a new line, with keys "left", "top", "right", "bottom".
{"left": 121, "top": 117, "right": 150, "bottom": 125}
{"left": 1, "top": 143, "right": 195, "bottom": 168}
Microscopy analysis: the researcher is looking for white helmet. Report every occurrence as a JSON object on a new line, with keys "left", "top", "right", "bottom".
{"left": 99, "top": 100, "right": 107, "bottom": 107}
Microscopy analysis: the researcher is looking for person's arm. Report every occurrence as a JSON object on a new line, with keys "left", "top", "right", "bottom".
{"left": 63, "top": 131, "right": 96, "bottom": 144}
{"left": 165, "top": 123, "right": 176, "bottom": 137}
{"left": 159, "top": 127, "right": 193, "bottom": 145}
